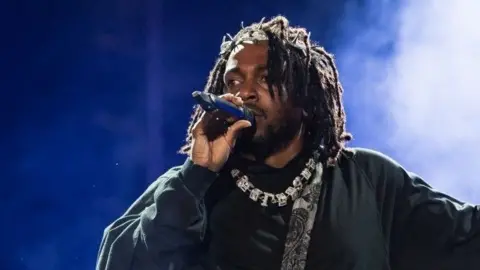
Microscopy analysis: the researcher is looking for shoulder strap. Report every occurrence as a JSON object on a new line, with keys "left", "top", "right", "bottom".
{"left": 281, "top": 161, "right": 324, "bottom": 270}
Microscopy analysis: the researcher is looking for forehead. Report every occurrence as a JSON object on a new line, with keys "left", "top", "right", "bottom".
{"left": 225, "top": 41, "right": 268, "bottom": 72}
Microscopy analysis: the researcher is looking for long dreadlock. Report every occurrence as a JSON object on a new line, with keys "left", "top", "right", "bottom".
{"left": 179, "top": 15, "right": 352, "bottom": 166}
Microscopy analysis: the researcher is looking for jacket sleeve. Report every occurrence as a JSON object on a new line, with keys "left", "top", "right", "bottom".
{"left": 354, "top": 148, "right": 480, "bottom": 269}
{"left": 392, "top": 169, "right": 480, "bottom": 268}
{"left": 96, "top": 158, "right": 218, "bottom": 270}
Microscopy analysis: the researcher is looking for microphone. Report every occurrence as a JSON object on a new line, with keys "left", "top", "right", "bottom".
{"left": 192, "top": 91, "right": 256, "bottom": 130}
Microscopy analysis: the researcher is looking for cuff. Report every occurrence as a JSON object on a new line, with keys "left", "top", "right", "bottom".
{"left": 179, "top": 158, "right": 218, "bottom": 199}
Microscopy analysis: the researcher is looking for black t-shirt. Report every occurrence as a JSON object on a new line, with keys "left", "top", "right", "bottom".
{"left": 203, "top": 152, "right": 310, "bottom": 270}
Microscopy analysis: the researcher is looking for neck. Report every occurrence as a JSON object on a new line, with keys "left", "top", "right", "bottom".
{"left": 242, "top": 124, "right": 305, "bottom": 168}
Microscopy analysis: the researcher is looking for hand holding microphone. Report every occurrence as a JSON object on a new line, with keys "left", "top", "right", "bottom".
{"left": 190, "top": 92, "right": 254, "bottom": 172}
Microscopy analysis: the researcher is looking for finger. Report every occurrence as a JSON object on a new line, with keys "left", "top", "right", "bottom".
{"left": 221, "top": 135, "right": 234, "bottom": 153}
{"left": 219, "top": 93, "right": 243, "bottom": 107}
{"left": 224, "top": 120, "right": 252, "bottom": 142}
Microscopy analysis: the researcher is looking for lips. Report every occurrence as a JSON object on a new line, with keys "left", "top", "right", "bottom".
{"left": 245, "top": 106, "right": 264, "bottom": 117}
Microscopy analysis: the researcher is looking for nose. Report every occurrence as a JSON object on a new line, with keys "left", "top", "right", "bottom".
{"left": 237, "top": 82, "right": 258, "bottom": 103}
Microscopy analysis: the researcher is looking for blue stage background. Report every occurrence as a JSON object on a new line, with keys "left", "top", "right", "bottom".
{"left": 5, "top": 0, "right": 480, "bottom": 269}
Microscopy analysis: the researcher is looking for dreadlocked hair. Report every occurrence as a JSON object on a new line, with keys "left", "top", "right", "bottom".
{"left": 179, "top": 15, "right": 352, "bottom": 167}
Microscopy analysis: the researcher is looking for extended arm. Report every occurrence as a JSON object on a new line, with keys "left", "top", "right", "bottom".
{"left": 392, "top": 170, "right": 480, "bottom": 269}
{"left": 355, "top": 149, "right": 480, "bottom": 269}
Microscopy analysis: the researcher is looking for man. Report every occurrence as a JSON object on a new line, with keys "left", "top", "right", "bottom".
{"left": 96, "top": 16, "right": 480, "bottom": 270}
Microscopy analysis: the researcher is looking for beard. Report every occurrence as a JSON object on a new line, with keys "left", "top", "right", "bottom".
{"left": 234, "top": 113, "right": 302, "bottom": 162}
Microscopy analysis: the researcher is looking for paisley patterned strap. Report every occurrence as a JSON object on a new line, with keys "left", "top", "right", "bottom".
{"left": 280, "top": 162, "right": 324, "bottom": 270}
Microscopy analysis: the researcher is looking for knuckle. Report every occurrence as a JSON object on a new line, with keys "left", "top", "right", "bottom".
{"left": 220, "top": 93, "right": 234, "bottom": 99}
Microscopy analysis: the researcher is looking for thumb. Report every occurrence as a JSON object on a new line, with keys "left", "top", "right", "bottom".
{"left": 224, "top": 120, "right": 252, "bottom": 142}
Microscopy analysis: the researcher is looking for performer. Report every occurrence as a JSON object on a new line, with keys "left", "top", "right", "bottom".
{"left": 96, "top": 16, "right": 480, "bottom": 270}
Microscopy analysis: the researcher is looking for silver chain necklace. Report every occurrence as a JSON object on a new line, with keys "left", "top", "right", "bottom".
{"left": 230, "top": 157, "right": 317, "bottom": 207}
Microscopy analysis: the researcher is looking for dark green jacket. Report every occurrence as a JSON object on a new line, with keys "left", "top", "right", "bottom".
{"left": 96, "top": 148, "right": 480, "bottom": 270}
